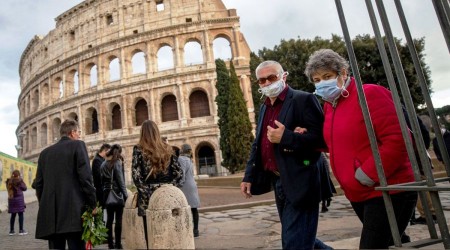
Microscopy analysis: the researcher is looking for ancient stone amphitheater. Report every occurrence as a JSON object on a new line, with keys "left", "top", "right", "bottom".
{"left": 16, "top": 0, "right": 254, "bottom": 182}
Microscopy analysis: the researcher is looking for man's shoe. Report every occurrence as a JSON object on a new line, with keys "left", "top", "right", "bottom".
{"left": 9, "top": 231, "right": 15, "bottom": 236}
{"left": 193, "top": 229, "right": 199, "bottom": 237}
{"left": 19, "top": 230, "right": 28, "bottom": 236}
{"left": 413, "top": 217, "right": 427, "bottom": 225}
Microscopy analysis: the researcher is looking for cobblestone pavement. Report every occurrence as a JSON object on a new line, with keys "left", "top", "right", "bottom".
{"left": 1, "top": 188, "right": 450, "bottom": 249}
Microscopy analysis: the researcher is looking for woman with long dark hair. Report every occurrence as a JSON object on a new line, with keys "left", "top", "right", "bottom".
{"left": 101, "top": 144, "right": 128, "bottom": 249}
{"left": 132, "top": 120, "right": 182, "bottom": 247}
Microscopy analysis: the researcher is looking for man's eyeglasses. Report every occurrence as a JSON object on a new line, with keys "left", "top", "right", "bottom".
{"left": 256, "top": 74, "right": 279, "bottom": 84}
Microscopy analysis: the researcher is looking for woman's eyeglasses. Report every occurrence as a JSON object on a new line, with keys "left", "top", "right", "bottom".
{"left": 256, "top": 74, "right": 279, "bottom": 84}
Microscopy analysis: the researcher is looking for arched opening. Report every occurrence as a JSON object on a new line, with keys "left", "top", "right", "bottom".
{"left": 157, "top": 45, "right": 174, "bottom": 71}
{"left": 31, "top": 127, "right": 37, "bottom": 150}
{"left": 109, "top": 57, "right": 121, "bottom": 81}
{"left": 73, "top": 71, "right": 79, "bottom": 94}
{"left": 184, "top": 41, "right": 203, "bottom": 66}
{"left": 197, "top": 144, "right": 217, "bottom": 176}
{"left": 213, "top": 37, "right": 232, "bottom": 60}
{"left": 135, "top": 99, "right": 149, "bottom": 126}
{"left": 161, "top": 94, "right": 178, "bottom": 122}
{"left": 68, "top": 112, "right": 78, "bottom": 122}
{"left": 52, "top": 77, "right": 63, "bottom": 101}
{"left": 85, "top": 107, "right": 99, "bottom": 135}
{"left": 132, "top": 51, "right": 146, "bottom": 74}
{"left": 89, "top": 64, "right": 98, "bottom": 87}
{"left": 41, "top": 83, "right": 49, "bottom": 106}
{"left": 40, "top": 123, "right": 47, "bottom": 147}
{"left": 31, "top": 89, "right": 39, "bottom": 112}
{"left": 189, "top": 90, "right": 210, "bottom": 118}
{"left": 112, "top": 104, "right": 122, "bottom": 130}
{"left": 52, "top": 118, "right": 61, "bottom": 142}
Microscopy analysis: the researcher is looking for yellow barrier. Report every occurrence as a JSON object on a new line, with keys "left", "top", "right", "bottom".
{"left": 0, "top": 152, "right": 36, "bottom": 191}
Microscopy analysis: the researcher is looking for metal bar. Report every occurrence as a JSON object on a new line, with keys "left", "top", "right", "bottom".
{"left": 401, "top": 0, "right": 450, "bottom": 174}
{"left": 376, "top": 185, "right": 450, "bottom": 192}
{"left": 335, "top": 0, "right": 402, "bottom": 246}
{"left": 394, "top": 0, "right": 447, "bottom": 238}
{"left": 375, "top": 2, "right": 450, "bottom": 247}
{"left": 432, "top": 0, "right": 450, "bottom": 52}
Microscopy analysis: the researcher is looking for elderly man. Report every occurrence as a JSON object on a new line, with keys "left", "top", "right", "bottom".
{"left": 241, "top": 61, "right": 329, "bottom": 249}
{"left": 34, "top": 119, "right": 96, "bottom": 249}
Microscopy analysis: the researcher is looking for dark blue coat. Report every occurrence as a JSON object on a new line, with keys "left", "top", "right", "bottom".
{"left": 34, "top": 136, "right": 96, "bottom": 240}
{"left": 243, "top": 87, "right": 326, "bottom": 208}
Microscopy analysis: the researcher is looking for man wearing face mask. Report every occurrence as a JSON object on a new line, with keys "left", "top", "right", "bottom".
{"left": 304, "top": 49, "right": 417, "bottom": 249}
{"left": 240, "top": 60, "right": 330, "bottom": 249}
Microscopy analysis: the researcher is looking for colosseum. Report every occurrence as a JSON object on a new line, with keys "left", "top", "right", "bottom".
{"left": 16, "top": 0, "right": 255, "bottom": 183}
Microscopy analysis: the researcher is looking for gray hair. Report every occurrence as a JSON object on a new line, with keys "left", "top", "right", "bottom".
{"left": 304, "top": 49, "right": 349, "bottom": 82}
{"left": 255, "top": 61, "right": 284, "bottom": 76}
{"left": 60, "top": 119, "right": 78, "bottom": 137}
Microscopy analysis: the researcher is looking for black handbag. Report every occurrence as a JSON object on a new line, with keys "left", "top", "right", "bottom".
{"left": 105, "top": 168, "right": 124, "bottom": 207}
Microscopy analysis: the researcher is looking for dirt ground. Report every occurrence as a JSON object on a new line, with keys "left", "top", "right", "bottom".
{"left": 197, "top": 187, "right": 274, "bottom": 207}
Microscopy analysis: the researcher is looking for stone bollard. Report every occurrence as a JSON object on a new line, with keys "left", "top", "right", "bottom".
{"left": 146, "top": 184, "right": 195, "bottom": 249}
{"left": 123, "top": 189, "right": 147, "bottom": 250}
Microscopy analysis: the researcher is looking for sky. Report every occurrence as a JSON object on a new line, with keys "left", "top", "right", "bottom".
{"left": 1, "top": 0, "right": 449, "bottom": 157}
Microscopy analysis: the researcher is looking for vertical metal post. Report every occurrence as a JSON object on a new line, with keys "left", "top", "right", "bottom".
{"left": 376, "top": 0, "right": 450, "bottom": 248}
{"left": 334, "top": 0, "right": 402, "bottom": 246}
{"left": 432, "top": 0, "right": 450, "bottom": 52}
{"left": 365, "top": 0, "right": 438, "bottom": 239}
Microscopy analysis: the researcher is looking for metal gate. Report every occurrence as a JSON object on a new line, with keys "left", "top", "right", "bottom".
{"left": 334, "top": 0, "right": 450, "bottom": 248}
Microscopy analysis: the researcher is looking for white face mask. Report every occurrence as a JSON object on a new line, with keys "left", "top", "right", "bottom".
{"left": 258, "top": 78, "right": 286, "bottom": 98}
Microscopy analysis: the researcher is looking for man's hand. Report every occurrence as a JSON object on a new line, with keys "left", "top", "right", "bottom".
{"left": 240, "top": 182, "right": 252, "bottom": 199}
{"left": 267, "top": 120, "right": 285, "bottom": 143}
{"left": 294, "top": 127, "right": 307, "bottom": 134}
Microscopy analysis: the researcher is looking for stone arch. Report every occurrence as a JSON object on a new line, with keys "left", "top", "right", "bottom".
{"left": 157, "top": 44, "right": 174, "bottom": 71}
{"left": 52, "top": 117, "right": 61, "bottom": 142}
{"left": 85, "top": 107, "right": 99, "bottom": 135}
{"left": 109, "top": 56, "right": 121, "bottom": 82}
{"left": 196, "top": 142, "right": 217, "bottom": 176}
{"left": 131, "top": 50, "right": 147, "bottom": 75}
{"left": 189, "top": 89, "right": 210, "bottom": 118}
{"left": 86, "top": 63, "right": 98, "bottom": 87}
{"left": 52, "top": 76, "right": 63, "bottom": 101}
{"left": 41, "top": 83, "right": 49, "bottom": 107}
{"left": 213, "top": 36, "right": 232, "bottom": 60}
{"left": 161, "top": 94, "right": 178, "bottom": 122}
{"left": 66, "top": 69, "right": 78, "bottom": 96}
{"left": 31, "top": 88, "right": 39, "bottom": 112}
{"left": 40, "top": 123, "right": 48, "bottom": 147}
{"left": 107, "top": 102, "right": 122, "bottom": 130}
{"left": 67, "top": 112, "right": 79, "bottom": 122}
{"left": 184, "top": 39, "right": 203, "bottom": 66}
{"left": 31, "top": 126, "right": 37, "bottom": 150}
{"left": 134, "top": 98, "right": 149, "bottom": 126}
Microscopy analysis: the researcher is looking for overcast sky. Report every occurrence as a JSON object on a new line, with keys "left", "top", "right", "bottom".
{"left": 1, "top": 0, "right": 449, "bottom": 156}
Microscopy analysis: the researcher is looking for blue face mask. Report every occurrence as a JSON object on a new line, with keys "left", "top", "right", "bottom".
{"left": 314, "top": 77, "right": 341, "bottom": 102}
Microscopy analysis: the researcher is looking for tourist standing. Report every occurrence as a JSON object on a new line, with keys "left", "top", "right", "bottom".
{"left": 34, "top": 119, "right": 96, "bottom": 249}
{"left": 6, "top": 170, "right": 28, "bottom": 236}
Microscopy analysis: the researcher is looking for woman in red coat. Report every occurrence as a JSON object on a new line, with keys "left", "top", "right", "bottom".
{"left": 304, "top": 49, "right": 417, "bottom": 249}
{"left": 6, "top": 170, "right": 28, "bottom": 236}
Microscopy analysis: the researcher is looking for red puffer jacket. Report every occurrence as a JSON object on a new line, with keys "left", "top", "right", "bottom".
{"left": 323, "top": 78, "right": 414, "bottom": 202}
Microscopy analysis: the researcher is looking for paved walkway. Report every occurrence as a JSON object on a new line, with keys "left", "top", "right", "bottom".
{"left": 1, "top": 188, "right": 450, "bottom": 249}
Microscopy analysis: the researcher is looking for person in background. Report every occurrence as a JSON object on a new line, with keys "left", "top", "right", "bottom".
{"left": 100, "top": 144, "right": 128, "bottom": 249}
{"left": 92, "top": 143, "right": 111, "bottom": 208}
{"left": 34, "top": 119, "right": 96, "bottom": 249}
{"left": 240, "top": 60, "right": 330, "bottom": 249}
{"left": 132, "top": 120, "right": 183, "bottom": 248}
{"left": 178, "top": 143, "right": 201, "bottom": 237}
{"left": 304, "top": 48, "right": 417, "bottom": 249}
{"left": 433, "top": 126, "right": 450, "bottom": 164}
{"left": 6, "top": 170, "right": 28, "bottom": 236}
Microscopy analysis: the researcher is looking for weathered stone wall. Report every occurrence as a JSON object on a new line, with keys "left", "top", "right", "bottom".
{"left": 16, "top": 0, "right": 254, "bottom": 183}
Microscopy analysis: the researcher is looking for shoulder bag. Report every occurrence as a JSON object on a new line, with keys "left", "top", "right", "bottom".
{"left": 105, "top": 167, "right": 125, "bottom": 207}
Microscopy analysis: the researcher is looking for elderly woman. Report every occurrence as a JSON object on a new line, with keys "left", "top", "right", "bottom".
{"left": 304, "top": 49, "right": 417, "bottom": 249}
